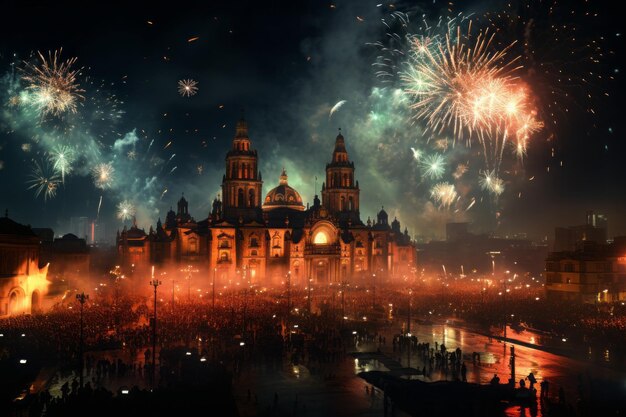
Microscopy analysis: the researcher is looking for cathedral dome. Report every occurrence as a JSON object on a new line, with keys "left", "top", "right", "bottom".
{"left": 262, "top": 169, "right": 305, "bottom": 211}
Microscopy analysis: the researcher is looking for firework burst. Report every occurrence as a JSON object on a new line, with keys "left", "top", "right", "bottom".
{"left": 92, "top": 162, "right": 114, "bottom": 189}
{"left": 20, "top": 49, "right": 84, "bottom": 117}
{"left": 400, "top": 20, "right": 542, "bottom": 173}
{"left": 178, "top": 79, "right": 198, "bottom": 97}
{"left": 27, "top": 160, "right": 60, "bottom": 201}
{"left": 421, "top": 153, "right": 446, "bottom": 180}
{"left": 49, "top": 145, "right": 75, "bottom": 183}
{"left": 479, "top": 170, "right": 505, "bottom": 196}
{"left": 116, "top": 200, "right": 136, "bottom": 221}
{"left": 430, "top": 182, "right": 457, "bottom": 209}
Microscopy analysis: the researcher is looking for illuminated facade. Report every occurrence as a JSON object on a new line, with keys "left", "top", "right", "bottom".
{"left": 117, "top": 118, "right": 416, "bottom": 286}
{"left": 0, "top": 214, "right": 50, "bottom": 316}
{"left": 545, "top": 239, "right": 626, "bottom": 303}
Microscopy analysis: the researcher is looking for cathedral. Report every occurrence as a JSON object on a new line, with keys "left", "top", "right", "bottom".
{"left": 117, "top": 118, "right": 416, "bottom": 286}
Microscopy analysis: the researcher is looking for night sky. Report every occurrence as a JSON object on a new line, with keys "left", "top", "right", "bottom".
{"left": 0, "top": 0, "right": 623, "bottom": 242}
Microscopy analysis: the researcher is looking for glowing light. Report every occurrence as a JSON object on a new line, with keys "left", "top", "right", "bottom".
{"left": 92, "top": 162, "right": 114, "bottom": 189}
{"left": 314, "top": 231, "right": 328, "bottom": 245}
{"left": 178, "top": 79, "right": 198, "bottom": 97}
{"left": 479, "top": 170, "right": 505, "bottom": 196}
{"left": 116, "top": 200, "right": 136, "bottom": 221}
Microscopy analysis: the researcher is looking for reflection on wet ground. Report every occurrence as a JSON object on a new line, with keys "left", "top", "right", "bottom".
{"left": 35, "top": 320, "right": 625, "bottom": 417}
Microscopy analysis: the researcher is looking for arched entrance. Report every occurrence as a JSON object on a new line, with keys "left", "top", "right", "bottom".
{"left": 31, "top": 291, "right": 40, "bottom": 313}
{"left": 8, "top": 290, "right": 23, "bottom": 315}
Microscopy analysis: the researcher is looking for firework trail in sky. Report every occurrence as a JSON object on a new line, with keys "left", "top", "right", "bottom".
{"left": 97, "top": 195, "right": 103, "bottom": 218}
{"left": 329, "top": 100, "right": 347, "bottom": 119}
{"left": 49, "top": 144, "right": 75, "bottom": 183}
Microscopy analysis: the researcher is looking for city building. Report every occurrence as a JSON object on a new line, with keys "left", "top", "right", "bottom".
{"left": 117, "top": 118, "right": 416, "bottom": 286}
{"left": 417, "top": 223, "right": 548, "bottom": 276}
{"left": 38, "top": 233, "right": 90, "bottom": 294}
{"left": 545, "top": 238, "right": 626, "bottom": 303}
{"left": 70, "top": 216, "right": 90, "bottom": 242}
{"left": 0, "top": 212, "right": 50, "bottom": 316}
{"left": 553, "top": 210, "right": 607, "bottom": 252}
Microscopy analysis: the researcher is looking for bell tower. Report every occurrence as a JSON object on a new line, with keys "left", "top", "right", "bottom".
{"left": 322, "top": 129, "right": 360, "bottom": 225}
{"left": 221, "top": 116, "right": 263, "bottom": 222}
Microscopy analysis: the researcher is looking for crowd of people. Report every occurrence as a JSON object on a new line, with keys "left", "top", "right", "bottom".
{"left": 1, "top": 274, "right": 625, "bottom": 416}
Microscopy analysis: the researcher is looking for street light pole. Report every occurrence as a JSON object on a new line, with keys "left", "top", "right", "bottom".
{"left": 76, "top": 292, "right": 89, "bottom": 389}
{"left": 286, "top": 270, "right": 291, "bottom": 318}
{"left": 503, "top": 275, "right": 507, "bottom": 342}
{"left": 150, "top": 268, "right": 161, "bottom": 389}
{"left": 187, "top": 272, "right": 191, "bottom": 302}
{"left": 341, "top": 281, "right": 346, "bottom": 321}
{"left": 372, "top": 273, "right": 376, "bottom": 310}
{"left": 407, "top": 288, "right": 412, "bottom": 369}
{"left": 212, "top": 267, "right": 216, "bottom": 310}
{"left": 307, "top": 277, "right": 312, "bottom": 314}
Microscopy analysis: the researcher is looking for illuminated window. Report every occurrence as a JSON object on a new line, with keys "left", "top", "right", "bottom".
{"left": 314, "top": 231, "right": 328, "bottom": 245}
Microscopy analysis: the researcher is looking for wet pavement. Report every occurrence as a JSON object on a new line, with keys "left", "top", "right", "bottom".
{"left": 350, "top": 318, "right": 626, "bottom": 416}
{"left": 232, "top": 357, "right": 394, "bottom": 417}
{"left": 30, "top": 319, "right": 626, "bottom": 417}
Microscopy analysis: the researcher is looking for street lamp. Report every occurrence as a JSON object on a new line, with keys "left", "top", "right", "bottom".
{"left": 76, "top": 292, "right": 89, "bottom": 388}
{"left": 372, "top": 273, "right": 376, "bottom": 310}
{"left": 150, "top": 269, "right": 161, "bottom": 388}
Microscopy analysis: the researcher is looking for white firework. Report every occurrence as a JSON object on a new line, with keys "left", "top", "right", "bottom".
{"left": 479, "top": 170, "right": 505, "bottom": 196}
{"left": 178, "top": 79, "right": 198, "bottom": 97}
{"left": 92, "top": 162, "right": 114, "bottom": 189}
{"left": 430, "top": 182, "right": 457, "bottom": 209}
{"left": 117, "top": 200, "right": 136, "bottom": 221}
{"left": 50, "top": 145, "right": 75, "bottom": 183}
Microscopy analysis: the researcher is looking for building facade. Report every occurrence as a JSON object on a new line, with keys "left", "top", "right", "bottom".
{"left": 0, "top": 214, "right": 50, "bottom": 316}
{"left": 545, "top": 239, "right": 626, "bottom": 303}
{"left": 117, "top": 118, "right": 416, "bottom": 286}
